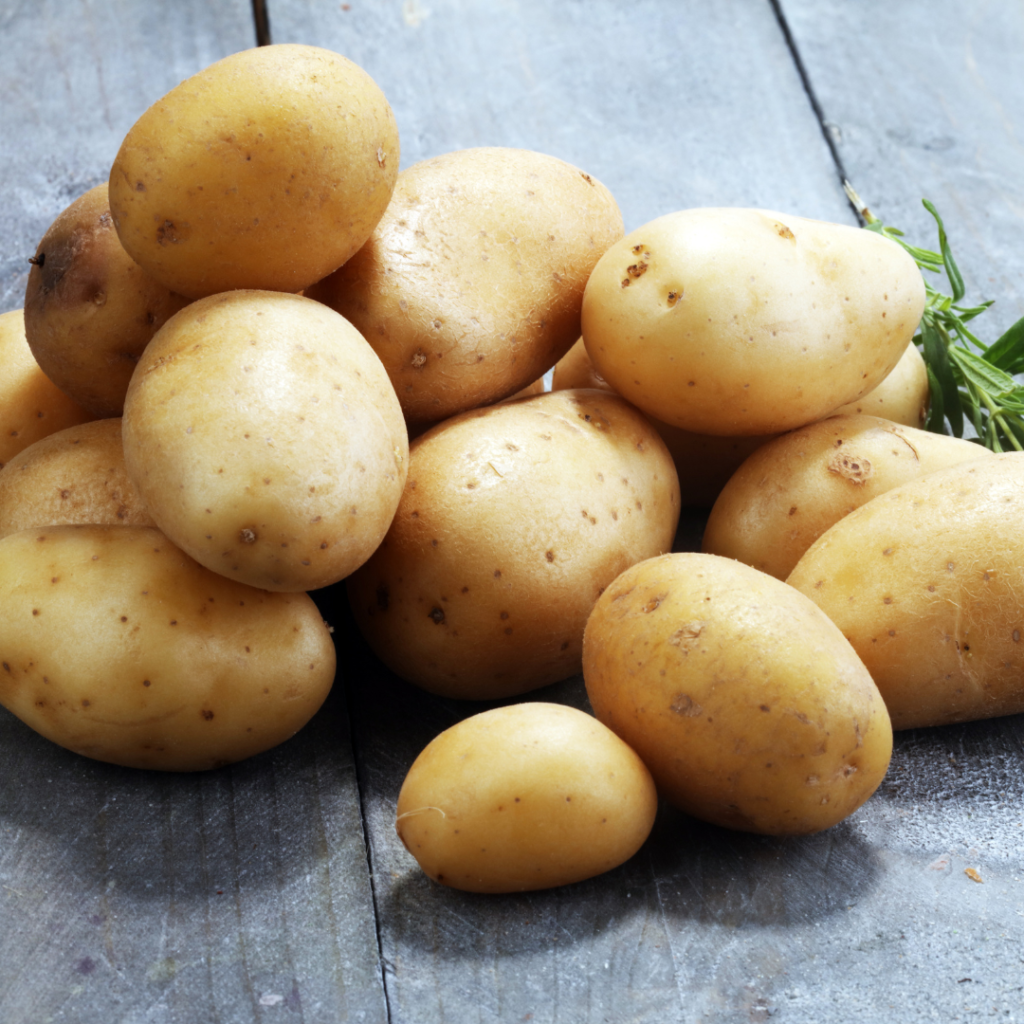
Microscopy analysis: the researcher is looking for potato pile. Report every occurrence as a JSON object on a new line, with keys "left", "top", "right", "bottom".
{"left": 1, "top": 42, "right": 1017, "bottom": 894}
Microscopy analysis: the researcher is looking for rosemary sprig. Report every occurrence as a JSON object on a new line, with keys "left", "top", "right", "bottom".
{"left": 844, "top": 181, "right": 1024, "bottom": 453}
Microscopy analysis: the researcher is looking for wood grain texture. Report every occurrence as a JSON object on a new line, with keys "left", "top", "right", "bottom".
{"left": 780, "top": 0, "right": 1024, "bottom": 337}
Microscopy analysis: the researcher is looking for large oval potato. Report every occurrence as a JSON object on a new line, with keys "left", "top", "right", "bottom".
{"left": 307, "top": 147, "right": 623, "bottom": 426}
{"left": 109, "top": 44, "right": 399, "bottom": 298}
{"left": 347, "top": 389, "right": 680, "bottom": 699}
{"left": 583, "top": 553, "right": 892, "bottom": 835}
{"left": 0, "top": 418, "right": 154, "bottom": 540}
{"left": 581, "top": 209, "right": 925, "bottom": 436}
{"left": 395, "top": 703, "right": 658, "bottom": 893}
{"left": 0, "top": 525, "right": 335, "bottom": 771}
{"left": 787, "top": 454, "right": 1024, "bottom": 729}
{"left": 703, "top": 414, "right": 988, "bottom": 580}
{"left": 122, "top": 291, "right": 408, "bottom": 592}
{"left": 24, "top": 184, "right": 190, "bottom": 416}
{"left": 1, "top": 309, "right": 94, "bottom": 470}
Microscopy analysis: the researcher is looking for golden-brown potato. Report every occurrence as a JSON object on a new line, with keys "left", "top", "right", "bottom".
{"left": 0, "top": 309, "right": 94, "bottom": 470}
{"left": 581, "top": 209, "right": 925, "bottom": 436}
{"left": 24, "top": 184, "right": 191, "bottom": 417}
{"left": 0, "top": 525, "right": 335, "bottom": 771}
{"left": 583, "top": 552, "right": 893, "bottom": 835}
{"left": 109, "top": 44, "right": 399, "bottom": 298}
{"left": 0, "top": 418, "right": 154, "bottom": 539}
{"left": 307, "top": 147, "right": 623, "bottom": 427}
{"left": 122, "top": 291, "right": 408, "bottom": 592}
{"left": 787, "top": 454, "right": 1024, "bottom": 729}
{"left": 703, "top": 414, "right": 989, "bottom": 580}
{"left": 347, "top": 389, "right": 680, "bottom": 699}
{"left": 395, "top": 702, "right": 658, "bottom": 893}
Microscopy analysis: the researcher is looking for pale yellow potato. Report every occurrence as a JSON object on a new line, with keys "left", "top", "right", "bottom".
{"left": 703, "top": 414, "right": 988, "bottom": 580}
{"left": 109, "top": 44, "right": 399, "bottom": 298}
{"left": 583, "top": 553, "right": 892, "bottom": 835}
{"left": 0, "top": 525, "right": 335, "bottom": 771}
{"left": 122, "top": 291, "right": 408, "bottom": 592}
{"left": 395, "top": 703, "right": 658, "bottom": 893}
{"left": 307, "top": 147, "right": 623, "bottom": 426}
{"left": 347, "top": 389, "right": 680, "bottom": 699}
{"left": 787, "top": 454, "right": 1024, "bottom": 729}
{"left": 581, "top": 209, "right": 925, "bottom": 436}
{"left": 0, "top": 309, "right": 95, "bottom": 470}
{"left": 0, "top": 418, "right": 154, "bottom": 539}
{"left": 24, "top": 184, "right": 191, "bottom": 416}
{"left": 829, "top": 341, "right": 929, "bottom": 427}
{"left": 553, "top": 337, "right": 773, "bottom": 506}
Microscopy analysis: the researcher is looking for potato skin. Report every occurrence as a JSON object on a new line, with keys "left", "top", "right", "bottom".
{"left": 0, "top": 525, "right": 335, "bottom": 771}
{"left": 109, "top": 44, "right": 399, "bottom": 298}
{"left": 307, "top": 148, "right": 623, "bottom": 426}
{"left": 396, "top": 703, "right": 657, "bottom": 893}
{"left": 787, "top": 454, "right": 1024, "bottom": 729}
{"left": 703, "top": 414, "right": 989, "bottom": 580}
{"left": 583, "top": 553, "right": 892, "bottom": 835}
{"left": 0, "top": 309, "right": 94, "bottom": 469}
{"left": 581, "top": 209, "right": 925, "bottom": 436}
{"left": 830, "top": 342, "right": 929, "bottom": 427}
{"left": 24, "top": 184, "right": 190, "bottom": 416}
{"left": 0, "top": 418, "right": 155, "bottom": 540}
{"left": 347, "top": 389, "right": 680, "bottom": 699}
{"left": 122, "top": 291, "right": 408, "bottom": 592}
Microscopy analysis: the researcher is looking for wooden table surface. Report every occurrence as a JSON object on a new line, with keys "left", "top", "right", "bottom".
{"left": 2, "top": 2, "right": 1024, "bottom": 1022}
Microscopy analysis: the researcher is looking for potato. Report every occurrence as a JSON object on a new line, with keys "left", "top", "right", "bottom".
{"left": 395, "top": 702, "right": 657, "bottom": 893}
{"left": 0, "top": 525, "right": 335, "bottom": 771}
{"left": 581, "top": 209, "right": 925, "bottom": 436}
{"left": 109, "top": 44, "right": 399, "bottom": 298}
{"left": 703, "top": 414, "right": 989, "bottom": 580}
{"left": 829, "top": 340, "right": 929, "bottom": 427}
{"left": 307, "top": 147, "right": 623, "bottom": 426}
{"left": 122, "top": 290, "right": 408, "bottom": 592}
{"left": 0, "top": 418, "right": 155, "bottom": 540}
{"left": 0, "top": 309, "right": 94, "bottom": 470}
{"left": 787, "top": 454, "right": 1024, "bottom": 729}
{"left": 24, "top": 184, "right": 190, "bottom": 416}
{"left": 347, "top": 389, "right": 680, "bottom": 699}
{"left": 583, "top": 553, "right": 892, "bottom": 835}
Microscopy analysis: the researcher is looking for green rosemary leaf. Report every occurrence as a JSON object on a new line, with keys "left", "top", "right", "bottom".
{"left": 922, "top": 199, "right": 966, "bottom": 302}
{"left": 982, "top": 313, "right": 1024, "bottom": 375}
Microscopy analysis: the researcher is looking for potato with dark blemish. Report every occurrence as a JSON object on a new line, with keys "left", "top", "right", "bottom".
{"left": 395, "top": 703, "right": 657, "bottom": 892}
{"left": 787, "top": 454, "right": 1024, "bottom": 729}
{"left": 24, "top": 184, "right": 190, "bottom": 417}
{"left": 307, "top": 147, "right": 623, "bottom": 427}
{"left": 347, "top": 389, "right": 679, "bottom": 699}
{"left": 583, "top": 552, "right": 892, "bottom": 835}
{"left": 0, "top": 418, "right": 155, "bottom": 540}
{"left": 0, "top": 525, "right": 334, "bottom": 771}
{"left": 702, "top": 414, "right": 989, "bottom": 579}
{"left": 581, "top": 209, "right": 925, "bottom": 436}
{"left": 0, "top": 309, "right": 95, "bottom": 470}
{"left": 122, "top": 291, "right": 408, "bottom": 592}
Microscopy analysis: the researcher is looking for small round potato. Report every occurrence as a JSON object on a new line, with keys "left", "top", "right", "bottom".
{"left": 703, "top": 414, "right": 989, "bottom": 580}
{"left": 787, "top": 454, "right": 1024, "bottom": 729}
{"left": 347, "top": 389, "right": 680, "bottom": 699}
{"left": 830, "top": 341, "right": 929, "bottom": 427}
{"left": 1, "top": 309, "right": 94, "bottom": 470}
{"left": 0, "top": 418, "right": 154, "bottom": 540}
{"left": 581, "top": 209, "right": 925, "bottom": 436}
{"left": 24, "top": 184, "right": 190, "bottom": 416}
{"left": 395, "top": 702, "right": 658, "bottom": 893}
{"left": 109, "top": 44, "right": 399, "bottom": 298}
{"left": 307, "top": 147, "right": 623, "bottom": 426}
{"left": 0, "top": 525, "right": 335, "bottom": 771}
{"left": 583, "top": 553, "right": 892, "bottom": 835}
{"left": 122, "top": 291, "right": 408, "bottom": 592}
